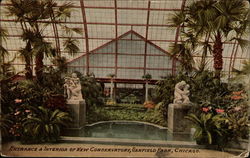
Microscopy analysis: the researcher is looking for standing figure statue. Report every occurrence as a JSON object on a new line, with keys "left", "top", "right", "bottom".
{"left": 173, "top": 81, "right": 190, "bottom": 104}
{"left": 64, "top": 73, "right": 83, "bottom": 101}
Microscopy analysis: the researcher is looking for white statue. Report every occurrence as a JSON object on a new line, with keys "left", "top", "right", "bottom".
{"left": 173, "top": 81, "right": 190, "bottom": 104}
{"left": 64, "top": 73, "right": 83, "bottom": 101}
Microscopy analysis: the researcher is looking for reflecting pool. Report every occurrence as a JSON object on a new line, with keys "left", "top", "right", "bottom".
{"left": 63, "top": 121, "right": 194, "bottom": 142}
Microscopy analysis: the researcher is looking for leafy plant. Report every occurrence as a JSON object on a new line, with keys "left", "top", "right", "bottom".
{"left": 45, "top": 94, "right": 68, "bottom": 112}
{"left": 0, "top": 114, "right": 13, "bottom": 137}
{"left": 6, "top": 0, "right": 81, "bottom": 82}
{"left": 171, "top": 0, "right": 250, "bottom": 79}
{"left": 22, "top": 106, "right": 72, "bottom": 143}
{"left": 185, "top": 113, "right": 226, "bottom": 145}
{"left": 226, "top": 113, "right": 249, "bottom": 140}
{"left": 142, "top": 73, "right": 152, "bottom": 80}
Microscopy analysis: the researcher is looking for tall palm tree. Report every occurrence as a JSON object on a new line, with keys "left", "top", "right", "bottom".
{"left": 18, "top": 42, "right": 33, "bottom": 80}
{"left": 6, "top": 0, "right": 81, "bottom": 82}
{"left": 171, "top": 0, "right": 250, "bottom": 79}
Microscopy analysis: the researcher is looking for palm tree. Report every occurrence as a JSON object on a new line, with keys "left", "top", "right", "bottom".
{"left": 171, "top": 0, "right": 250, "bottom": 79}
{"left": 18, "top": 42, "right": 33, "bottom": 80}
{"left": 6, "top": 0, "right": 81, "bottom": 82}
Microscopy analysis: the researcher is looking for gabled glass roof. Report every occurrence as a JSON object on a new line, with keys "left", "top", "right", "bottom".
{"left": 0, "top": 0, "right": 249, "bottom": 79}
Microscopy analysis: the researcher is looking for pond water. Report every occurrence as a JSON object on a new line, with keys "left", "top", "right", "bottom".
{"left": 63, "top": 121, "right": 193, "bottom": 142}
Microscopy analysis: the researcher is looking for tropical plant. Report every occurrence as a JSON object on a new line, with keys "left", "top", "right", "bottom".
{"left": 142, "top": 73, "right": 152, "bottom": 80}
{"left": 155, "top": 71, "right": 232, "bottom": 118}
{"left": 13, "top": 66, "right": 65, "bottom": 108}
{"left": 0, "top": 59, "right": 16, "bottom": 82}
{"left": 18, "top": 44, "right": 33, "bottom": 79}
{"left": 185, "top": 113, "right": 226, "bottom": 145}
{"left": 0, "top": 114, "right": 13, "bottom": 137}
{"left": 169, "top": 42, "right": 195, "bottom": 73}
{"left": 21, "top": 106, "right": 72, "bottom": 143}
{"left": 226, "top": 113, "right": 249, "bottom": 141}
{"left": 171, "top": 0, "right": 250, "bottom": 79}
{"left": 6, "top": 0, "right": 81, "bottom": 82}
{"left": 51, "top": 56, "right": 68, "bottom": 73}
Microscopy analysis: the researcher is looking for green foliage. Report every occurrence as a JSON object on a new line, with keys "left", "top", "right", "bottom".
{"left": 6, "top": 0, "right": 81, "bottom": 82}
{"left": 185, "top": 113, "right": 226, "bottom": 145}
{"left": 142, "top": 73, "right": 152, "bottom": 80}
{"left": 0, "top": 60, "right": 16, "bottom": 81}
{"left": 63, "top": 38, "right": 80, "bottom": 56}
{"left": 87, "top": 103, "right": 166, "bottom": 127}
{"left": 190, "top": 71, "right": 231, "bottom": 109}
{"left": 226, "top": 113, "right": 249, "bottom": 140}
{"left": 116, "top": 88, "right": 144, "bottom": 104}
{"left": 21, "top": 106, "right": 72, "bottom": 143}
{"left": 122, "top": 94, "right": 140, "bottom": 104}
{"left": 155, "top": 71, "right": 232, "bottom": 117}
{"left": 170, "top": 0, "right": 250, "bottom": 77}
{"left": 73, "top": 72, "right": 104, "bottom": 108}
{"left": 169, "top": 43, "right": 195, "bottom": 73}
{"left": 51, "top": 56, "right": 68, "bottom": 73}
{"left": 0, "top": 114, "right": 13, "bottom": 137}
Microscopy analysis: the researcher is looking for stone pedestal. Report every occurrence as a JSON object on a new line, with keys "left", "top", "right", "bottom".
{"left": 168, "top": 103, "right": 191, "bottom": 133}
{"left": 67, "top": 99, "right": 86, "bottom": 129}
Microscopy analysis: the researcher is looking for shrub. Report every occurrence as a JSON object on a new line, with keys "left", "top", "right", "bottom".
{"left": 21, "top": 106, "right": 72, "bottom": 143}
{"left": 0, "top": 114, "right": 13, "bottom": 137}
{"left": 185, "top": 113, "right": 226, "bottom": 146}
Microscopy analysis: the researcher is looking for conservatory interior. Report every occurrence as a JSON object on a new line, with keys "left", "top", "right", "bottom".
{"left": 1, "top": 0, "right": 250, "bottom": 157}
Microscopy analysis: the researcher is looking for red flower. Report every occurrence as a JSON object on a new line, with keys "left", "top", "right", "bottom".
{"left": 231, "top": 95, "right": 243, "bottom": 100}
{"left": 234, "top": 106, "right": 241, "bottom": 111}
{"left": 14, "top": 99, "right": 22, "bottom": 103}
{"left": 25, "top": 110, "right": 31, "bottom": 113}
{"left": 202, "top": 107, "right": 209, "bottom": 112}
{"left": 232, "top": 91, "right": 243, "bottom": 95}
{"left": 215, "top": 108, "right": 224, "bottom": 113}
{"left": 14, "top": 111, "right": 20, "bottom": 115}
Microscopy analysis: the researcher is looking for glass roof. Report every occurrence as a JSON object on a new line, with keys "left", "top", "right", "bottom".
{"left": 0, "top": 0, "right": 249, "bottom": 79}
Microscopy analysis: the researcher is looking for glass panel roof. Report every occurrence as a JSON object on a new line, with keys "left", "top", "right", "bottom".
{"left": 0, "top": 0, "right": 249, "bottom": 79}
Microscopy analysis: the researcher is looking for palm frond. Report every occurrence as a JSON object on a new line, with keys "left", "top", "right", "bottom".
{"left": 63, "top": 37, "right": 80, "bottom": 56}
{"left": 54, "top": 2, "right": 74, "bottom": 21}
{"left": 170, "top": 11, "right": 186, "bottom": 26}
{"left": 231, "top": 38, "right": 250, "bottom": 52}
{"left": 206, "top": 130, "right": 212, "bottom": 144}
{"left": 0, "top": 27, "right": 8, "bottom": 42}
{"left": 32, "top": 39, "right": 56, "bottom": 57}
{"left": 185, "top": 114, "right": 202, "bottom": 125}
